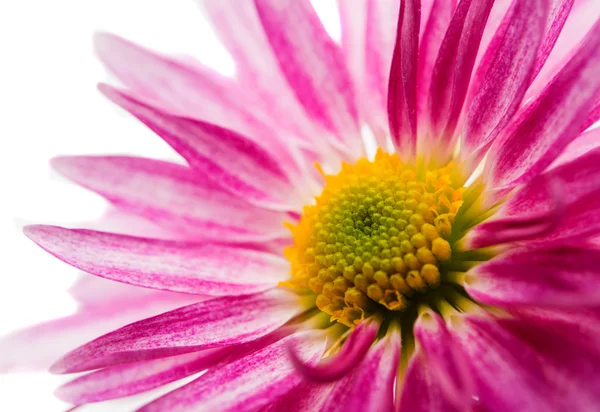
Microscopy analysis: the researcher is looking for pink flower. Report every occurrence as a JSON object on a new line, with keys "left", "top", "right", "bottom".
{"left": 3, "top": 0, "right": 600, "bottom": 410}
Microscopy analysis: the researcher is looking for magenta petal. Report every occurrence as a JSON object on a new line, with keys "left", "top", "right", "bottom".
{"left": 24, "top": 225, "right": 289, "bottom": 296}
{"left": 50, "top": 289, "right": 303, "bottom": 373}
{"left": 549, "top": 127, "right": 600, "bottom": 169}
{"left": 387, "top": 0, "right": 420, "bottom": 159}
{"left": 55, "top": 349, "right": 230, "bottom": 404}
{"left": 460, "top": 0, "right": 549, "bottom": 171}
{"left": 466, "top": 245, "right": 600, "bottom": 308}
{"left": 100, "top": 84, "right": 301, "bottom": 211}
{"left": 426, "top": 0, "right": 495, "bottom": 141}
{"left": 322, "top": 332, "right": 400, "bottom": 412}
{"left": 263, "top": 379, "right": 333, "bottom": 412}
{"left": 412, "top": 311, "right": 474, "bottom": 407}
{"left": 137, "top": 330, "right": 326, "bottom": 412}
{"left": 288, "top": 319, "right": 379, "bottom": 382}
{"left": 485, "top": 20, "right": 600, "bottom": 190}
{"left": 52, "top": 156, "right": 288, "bottom": 242}
{"left": 253, "top": 0, "right": 362, "bottom": 155}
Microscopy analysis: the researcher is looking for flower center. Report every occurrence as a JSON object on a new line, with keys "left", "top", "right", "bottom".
{"left": 284, "top": 150, "right": 465, "bottom": 327}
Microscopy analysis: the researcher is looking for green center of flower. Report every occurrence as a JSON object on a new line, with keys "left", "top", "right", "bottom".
{"left": 284, "top": 151, "right": 465, "bottom": 327}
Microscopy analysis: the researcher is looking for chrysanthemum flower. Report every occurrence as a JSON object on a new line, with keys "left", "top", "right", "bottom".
{"left": 3, "top": 0, "right": 600, "bottom": 410}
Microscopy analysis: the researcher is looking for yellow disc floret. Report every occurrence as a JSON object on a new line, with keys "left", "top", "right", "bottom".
{"left": 283, "top": 150, "right": 464, "bottom": 327}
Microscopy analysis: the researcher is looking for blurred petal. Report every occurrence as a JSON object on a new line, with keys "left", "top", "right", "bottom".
{"left": 24, "top": 225, "right": 289, "bottom": 296}
{"left": 52, "top": 156, "right": 288, "bottom": 242}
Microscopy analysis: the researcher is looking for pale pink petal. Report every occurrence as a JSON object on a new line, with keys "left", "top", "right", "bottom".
{"left": 412, "top": 311, "right": 473, "bottom": 407}
{"left": 526, "top": 0, "right": 600, "bottom": 100}
{"left": 94, "top": 32, "right": 309, "bottom": 158}
{"left": 24, "top": 225, "right": 289, "bottom": 296}
{"left": 52, "top": 156, "right": 288, "bottom": 242}
{"left": 253, "top": 0, "right": 362, "bottom": 156}
{"left": 387, "top": 0, "right": 419, "bottom": 159}
{"left": 460, "top": 0, "right": 549, "bottom": 172}
{"left": 51, "top": 289, "right": 304, "bottom": 373}
{"left": 322, "top": 333, "right": 400, "bottom": 412}
{"left": 426, "top": 0, "right": 495, "bottom": 142}
{"left": 364, "top": 0, "right": 400, "bottom": 140}
{"left": 549, "top": 127, "right": 600, "bottom": 169}
{"left": 581, "top": 96, "right": 600, "bottom": 131}
{"left": 100, "top": 84, "right": 302, "bottom": 211}
{"left": 0, "top": 291, "right": 197, "bottom": 372}
{"left": 416, "top": 0, "right": 454, "bottom": 151}
{"left": 485, "top": 20, "right": 600, "bottom": 190}
{"left": 197, "top": 0, "right": 329, "bottom": 154}
{"left": 137, "top": 330, "right": 326, "bottom": 412}
{"left": 466, "top": 245, "right": 600, "bottom": 308}
{"left": 55, "top": 349, "right": 230, "bottom": 404}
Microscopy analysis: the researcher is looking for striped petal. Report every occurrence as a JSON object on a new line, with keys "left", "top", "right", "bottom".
{"left": 460, "top": 0, "right": 549, "bottom": 172}
{"left": 51, "top": 289, "right": 303, "bottom": 373}
{"left": 466, "top": 246, "right": 600, "bottom": 308}
{"left": 52, "top": 156, "right": 288, "bottom": 242}
{"left": 387, "top": 0, "right": 420, "bottom": 159}
{"left": 137, "top": 330, "right": 326, "bottom": 412}
{"left": 100, "top": 84, "right": 301, "bottom": 211}
{"left": 24, "top": 225, "right": 289, "bottom": 296}
{"left": 253, "top": 0, "right": 362, "bottom": 156}
{"left": 322, "top": 333, "right": 400, "bottom": 412}
{"left": 485, "top": 19, "right": 600, "bottom": 191}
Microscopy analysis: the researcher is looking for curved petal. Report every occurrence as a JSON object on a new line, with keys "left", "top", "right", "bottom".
{"left": 0, "top": 290, "right": 196, "bottom": 373}
{"left": 426, "top": 0, "right": 495, "bottom": 142}
{"left": 24, "top": 225, "right": 289, "bottom": 296}
{"left": 100, "top": 84, "right": 302, "bottom": 211}
{"left": 50, "top": 289, "right": 304, "bottom": 373}
{"left": 387, "top": 0, "right": 420, "bottom": 159}
{"left": 460, "top": 0, "right": 549, "bottom": 171}
{"left": 55, "top": 349, "right": 230, "bottom": 404}
{"left": 549, "top": 127, "right": 600, "bottom": 169}
{"left": 322, "top": 332, "right": 400, "bottom": 412}
{"left": 253, "top": 0, "right": 362, "bottom": 156}
{"left": 52, "top": 156, "right": 288, "bottom": 242}
{"left": 137, "top": 330, "right": 326, "bottom": 412}
{"left": 485, "top": 19, "right": 600, "bottom": 191}
{"left": 466, "top": 246, "right": 600, "bottom": 308}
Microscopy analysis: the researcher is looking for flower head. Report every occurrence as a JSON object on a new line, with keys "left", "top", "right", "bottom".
{"left": 3, "top": 0, "right": 600, "bottom": 411}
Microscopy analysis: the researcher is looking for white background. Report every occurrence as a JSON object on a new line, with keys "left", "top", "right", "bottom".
{"left": 0, "top": 1, "right": 339, "bottom": 410}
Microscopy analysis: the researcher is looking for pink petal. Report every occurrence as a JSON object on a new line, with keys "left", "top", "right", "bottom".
{"left": 485, "top": 20, "right": 600, "bottom": 190}
{"left": 322, "top": 333, "right": 400, "bottom": 412}
{"left": 465, "top": 245, "right": 600, "bottom": 308}
{"left": 549, "top": 127, "right": 600, "bottom": 169}
{"left": 253, "top": 0, "right": 362, "bottom": 155}
{"left": 364, "top": 0, "right": 400, "bottom": 140}
{"left": 387, "top": 0, "right": 420, "bottom": 159}
{"left": 416, "top": 0, "right": 454, "bottom": 152}
{"left": 55, "top": 349, "right": 231, "bottom": 404}
{"left": 526, "top": 0, "right": 600, "bottom": 100}
{"left": 262, "top": 380, "right": 333, "bottom": 411}
{"left": 94, "top": 32, "right": 308, "bottom": 158}
{"left": 412, "top": 311, "right": 474, "bottom": 407}
{"left": 460, "top": 0, "right": 549, "bottom": 171}
{"left": 0, "top": 290, "right": 197, "bottom": 372}
{"left": 51, "top": 289, "right": 303, "bottom": 373}
{"left": 137, "top": 330, "right": 326, "bottom": 412}
{"left": 24, "top": 225, "right": 289, "bottom": 296}
{"left": 398, "top": 352, "right": 459, "bottom": 412}
{"left": 52, "top": 156, "right": 288, "bottom": 242}
{"left": 469, "top": 146, "right": 600, "bottom": 246}
{"left": 426, "top": 0, "right": 495, "bottom": 142}
{"left": 448, "top": 314, "right": 551, "bottom": 411}
{"left": 100, "top": 84, "right": 302, "bottom": 211}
